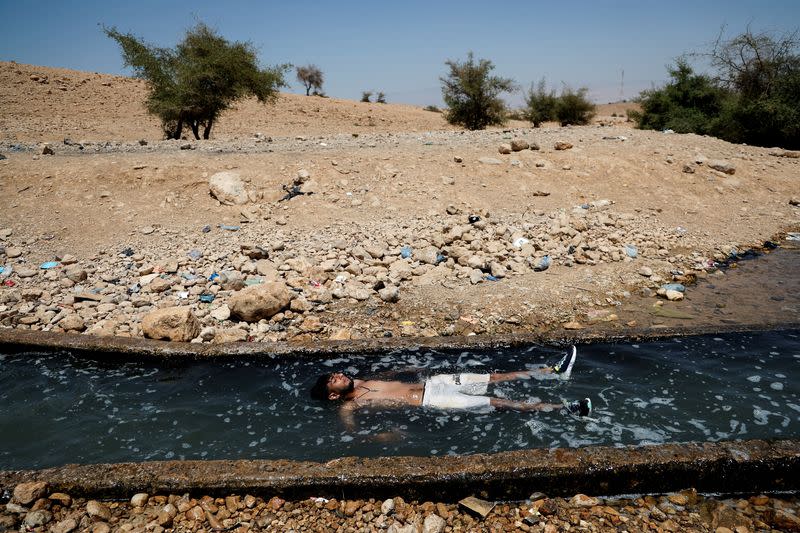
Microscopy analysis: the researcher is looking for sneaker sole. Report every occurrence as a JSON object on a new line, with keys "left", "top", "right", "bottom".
{"left": 561, "top": 346, "right": 577, "bottom": 379}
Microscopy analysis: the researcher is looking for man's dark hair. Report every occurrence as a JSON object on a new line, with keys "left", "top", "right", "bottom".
{"left": 310, "top": 373, "right": 333, "bottom": 401}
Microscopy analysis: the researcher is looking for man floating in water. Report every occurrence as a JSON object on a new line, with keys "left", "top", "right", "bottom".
{"left": 310, "top": 346, "right": 591, "bottom": 430}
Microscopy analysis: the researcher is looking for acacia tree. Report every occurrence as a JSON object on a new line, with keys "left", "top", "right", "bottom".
{"left": 105, "top": 23, "right": 288, "bottom": 140}
{"left": 523, "top": 78, "right": 557, "bottom": 127}
{"left": 440, "top": 52, "right": 515, "bottom": 130}
{"left": 296, "top": 64, "right": 324, "bottom": 96}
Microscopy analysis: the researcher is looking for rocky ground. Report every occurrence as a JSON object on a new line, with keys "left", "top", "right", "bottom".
{"left": 3, "top": 481, "right": 800, "bottom": 533}
{"left": 1, "top": 62, "right": 799, "bottom": 343}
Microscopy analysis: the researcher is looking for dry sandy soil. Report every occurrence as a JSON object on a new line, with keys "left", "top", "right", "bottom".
{"left": 1, "top": 61, "right": 798, "bottom": 343}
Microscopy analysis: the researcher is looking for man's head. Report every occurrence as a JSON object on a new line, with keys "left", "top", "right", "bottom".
{"left": 310, "top": 372, "right": 354, "bottom": 401}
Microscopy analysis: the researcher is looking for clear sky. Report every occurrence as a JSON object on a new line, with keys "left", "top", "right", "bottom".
{"left": 1, "top": 1, "right": 797, "bottom": 106}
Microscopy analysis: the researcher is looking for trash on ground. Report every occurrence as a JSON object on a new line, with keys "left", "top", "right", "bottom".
{"left": 244, "top": 278, "right": 263, "bottom": 286}
{"left": 485, "top": 275, "right": 499, "bottom": 281}
{"left": 0, "top": 266, "right": 5, "bottom": 275}
{"left": 602, "top": 135, "right": 628, "bottom": 141}
{"left": 40, "top": 261, "right": 59, "bottom": 269}
{"left": 512, "top": 237, "right": 529, "bottom": 248}
{"left": 199, "top": 293, "right": 215, "bottom": 303}
{"left": 661, "top": 283, "right": 686, "bottom": 293}
{"left": 624, "top": 244, "right": 638, "bottom": 258}
{"left": 400, "top": 246, "right": 412, "bottom": 259}
{"left": 468, "top": 215, "right": 481, "bottom": 224}
{"left": 126, "top": 283, "right": 140, "bottom": 295}
{"left": 534, "top": 255, "right": 551, "bottom": 272}
{"left": 3, "top": 280, "right": 15, "bottom": 287}
{"left": 209, "top": 272, "right": 220, "bottom": 282}
{"left": 176, "top": 291, "right": 189, "bottom": 299}
{"left": 201, "top": 225, "right": 211, "bottom": 233}
{"left": 121, "top": 247, "right": 134, "bottom": 257}
{"left": 459, "top": 496, "right": 495, "bottom": 519}
{"left": 219, "top": 224, "right": 240, "bottom": 231}
{"left": 662, "top": 129, "right": 675, "bottom": 134}
{"left": 187, "top": 249, "right": 202, "bottom": 260}
{"left": 787, "top": 233, "right": 800, "bottom": 241}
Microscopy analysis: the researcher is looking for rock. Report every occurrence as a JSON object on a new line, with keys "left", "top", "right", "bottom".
{"left": 709, "top": 160, "right": 735, "bottom": 175}
{"left": 378, "top": 285, "right": 400, "bottom": 303}
{"left": 570, "top": 494, "right": 599, "bottom": 507}
{"left": 140, "top": 225, "right": 155, "bottom": 235}
{"left": 42, "top": 144, "right": 55, "bottom": 155}
{"left": 213, "top": 327, "right": 249, "bottom": 343}
{"left": 23, "top": 509, "right": 52, "bottom": 528}
{"left": 49, "top": 493, "right": 71, "bottom": 506}
{"left": 300, "top": 315, "right": 324, "bottom": 333}
{"left": 459, "top": 496, "right": 495, "bottom": 518}
{"left": 157, "top": 511, "right": 173, "bottom": 527}
{"left": 441, "top": 176, "right": 455, "bottom": 185}
{"left": 478, "top": 157, "right": 503, "bottom": 165}
{"left": 639, "top": 266, "right": 653, "bottom": 277}
{"left": 210, "top": 304, "right": 231, "bottom": 321}
{"left": 131, "top": 493, "right": 149, "bottom": 507}
{"left": 665, "top": 289, "right": 684, "bottom": 301}
{"left": 16, "top": 267, "right": 37, "bottom": 278}
{"left": 790, "top": 197, "right": 800, "bottom": 206}
{"left": 51, "top": 518, "right": 78, "bottom": 533}
{"left": 554, "top": 141, "right": 573, "bottom": 150}
{"left": 209, "top": 171, "right": 250, "bottom": 205}
{"left": 64, "top": 266, "right": 87, "bottom": 283}
{"left": 416, "top": 246, "right": 440, "bottom": 265}
{"left": 712, "top": 504, "right": 750, "bottom": 530}
{"left": 86, "top": 500, "right": 112, "bottom": 521}
{"left": 511, "top": 139, "right": 530, "bottom": 151}
{"left": 142, "top": 306, "right": 201, "bottom": 341}
{"left": 13, "top": 481, "right": 48, "bottom": 504}
{"left": 219, "top": 271, "right": 245, "bottom": 291}
{"left": 228, "top": 282, "right": 293, "bottom": 322}
{"left": 381, "top": 498, "right": 395, "bottom": 515}
{"left": 563, "top": 320, "right": 583, "bottom": 330}
{"left": 59, "top": 314, "right": 86, "bottom": 332}
{"left": 329, "top": 328, "right": 352, "bottom": 340}
{"left": 148, "top": 276, "right": 172, "bottom": 293}
{"left": 453, "top": 156, "right": 463, "bottom": 163}
{"left": 682, "top": 164, "right": 695, "bottom": 173}
{"left": 5, "top": 246, "right": 22, "bottom": 258}
{"left": 498, "top": 143, "right": 512, "bottom": 154}
{"left": 765, "top": 509, "right": 800, "bottom": 531}
{"left": 255, "top": 259, "right": 279, "bottom": 279}
{"left": 423, "top": 513, "right": 446, "bottom": 533}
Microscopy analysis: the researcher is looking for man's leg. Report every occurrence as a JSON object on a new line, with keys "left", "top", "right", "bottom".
{"left": 489, "top": 397, "right": 563, "bottom": 412}
{"left": 489, "top": 346, "right": 577, "bottom": 383}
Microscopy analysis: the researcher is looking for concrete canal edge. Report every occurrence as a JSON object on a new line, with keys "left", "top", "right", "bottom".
{"left": 2, "top": 328, "right": 799, "bottom": 501}
{"left": 1, "top": 440, "right": 799, "bottom": 501}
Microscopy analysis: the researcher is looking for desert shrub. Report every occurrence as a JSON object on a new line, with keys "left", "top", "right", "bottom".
{"left": 105, "top": 23, "right": 287, "bottom": 140}
{"left": 296, "top": 64, "right": 324, "bottom": 96}
{"left": 523, "top": 78, "right": 557, "bottom": 127}
{"left": 634, "top": 29, "right": 800, "bottom": 148}
{"left": 506, "top": 109, "right": 526, "bottom": 121}
{"left": 555, "top": 86, "right": 596, "bottom": 126}
{"left": 440, "top": 52, "right": 515, "bottom": 130}
{"left": 424, "top": 105, "right": 441, "bottom": 113}
{"left": 361, "top": 91, "right": 372, "bottom": 103}
{"left": 376, "top": 91, "right": 386, "bottom": 104}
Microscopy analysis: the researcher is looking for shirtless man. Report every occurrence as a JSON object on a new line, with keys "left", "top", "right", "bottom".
{"left": 309, "top": 347, "right": 591, "bottom": 430}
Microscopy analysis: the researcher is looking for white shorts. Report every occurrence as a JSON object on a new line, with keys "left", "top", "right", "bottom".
{"left": 422, "top": 373, "right": 491, "bottom": 410}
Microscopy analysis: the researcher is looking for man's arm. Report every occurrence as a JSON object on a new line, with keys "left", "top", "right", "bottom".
{"left": 339, "top": 401, "right": 405, "bottom": 443}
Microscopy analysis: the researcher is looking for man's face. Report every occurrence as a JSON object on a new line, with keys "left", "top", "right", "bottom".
{"left": 327, "top": 372, "right": 354, "bottom": 400}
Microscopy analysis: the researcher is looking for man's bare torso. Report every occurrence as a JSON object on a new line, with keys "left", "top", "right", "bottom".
{"left": 349, "top": 379, "right": 425, "bottom": 407}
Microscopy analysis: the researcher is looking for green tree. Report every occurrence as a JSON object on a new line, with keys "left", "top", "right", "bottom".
{"left": 629, "top": 59, "right": 730, "bottom": 134}
{"left": 376, "top": 91, "right": 386, "bottom": 104}
{"left": 105, "top": 23, "right": 288, "bottom": 140}
{"left": 360, "top": 91, "right": 372, "bottom": 103}
{"left": 523, "top": 78, "right": 557, "bottom": 127}
{"left": 555, "top": 86, "right": 596, "bottom": 126}
{"left": 296, "top": 64, "right": 324, "bottom": 96}
{"left": 440, "top": 52, "right": 515, "bottom": 130}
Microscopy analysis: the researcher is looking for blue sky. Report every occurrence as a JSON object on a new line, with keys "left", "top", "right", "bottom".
{"left": 1, "top": 1, "right": 798, "bottom": 106}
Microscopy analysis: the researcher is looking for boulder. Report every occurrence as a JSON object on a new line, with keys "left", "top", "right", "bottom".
{"left": 511, "top": 139, "right": 530, "bottom": 151}
{"left": 498, "top": 143, "right": 512, "bottom": 154}
{"left": 709, "top": 160, "right": 735, "bottom": 175}
{"left": 13, "top": 481, "right": 48, "bottom": 505}
{"left": 59, "top": 314, "right": 86, "bottom": 332}
{"left": 86, "top": 500, "right": 112, "bottom": 521}
{"left": 554, "top": 141, "right": 573, "bottom": 150}
{"left": 228, "top": 282, "right": 292, "bottom": 322}
{"left": 209, "top": 171, "right": 250, "bottom": 205}
{"left": 142, "top": 307, "right": 200, "bottom": 342}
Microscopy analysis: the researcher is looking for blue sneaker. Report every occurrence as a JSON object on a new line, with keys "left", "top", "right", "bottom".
{"left": 566, "top": 398, "right": 592, "bottom": 417}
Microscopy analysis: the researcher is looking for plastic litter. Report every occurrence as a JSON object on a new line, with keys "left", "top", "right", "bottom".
{"left": 436, "top": 253, "right": 446, "bottom": 264}
{"left": 187, "top": 249, "right": 202, "bottom": 260}
{"left": 512, "top": 237, "right": 529, "bottom": 248}
{"left": 468, "top": 215, "right": 481, "bottom": 224}
{"left": 199, "top": 293, "right": 215, "bottom": 303}
{"left": 40, "top": 261, "right": 59, "bottom": 269}
{"left": 180, "top": 273, "right": 197, "bottom": 280}
{"left": 309, "top": 279, "right": 322, "bottom": 288}
{"left": 121, "top": 247, "right": 134, "bottom": 257}
{"left": 676, "top": 226, "right": 688, "bottom": 234}
{"left": 201, "top": 225, "right": 211, "bottom": 233}
{"left": 177, "top": 291, "right": 189, "bottom": 299}
{"left": 209, "top": 272, "right": 220, "bottom": 282}
{"left": 662, "top": 129, "right": 675, "bottom": 134}
{"left": 580, "top": 203, "right": 590, "bottom": 209}
{"left": 624, "top": 244, "right": 638, "bottom": 258}
{"left": 244, "top": 278, "right": 262, "bottom": 286}
{"left": 0, "top": 266, "right": 4, "bottom": 275}
{"left": 219, "top": 224, "right": 240, "bottom": 231}
{"left": 334, "top": 274, "right": 348, "bottom": 283}
{"left": 661, "top": 283, "right": 686, "bottom": 293}
{"left": 485, "top": 275, "right": 499, "bottom": 281}
{"left": 534, "top": 255, "right": 551, "bottom": 272}
{"left": 400, "top": 246, "right": 412, "bottom": 259}
{"left": 127, "top": 283, "right": 140, "bottom": 295}
{"left": 3, "top": 280, "right": 15, "bottom": 287}
{"left": 787, "top": 233, "right": 800, "bottom": 241}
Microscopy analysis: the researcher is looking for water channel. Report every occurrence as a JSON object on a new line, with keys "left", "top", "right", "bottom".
{"left": 1, "top": 329, "right": 798, "bottom": 470}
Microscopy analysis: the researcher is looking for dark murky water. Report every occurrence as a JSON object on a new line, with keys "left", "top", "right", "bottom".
{"left": 1, "top": 330, "right": 798, "bottom": 470}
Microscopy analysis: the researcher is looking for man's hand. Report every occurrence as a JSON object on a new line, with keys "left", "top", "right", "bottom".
{"left": 370, "top": 428, "right": 406, "bottom": 443}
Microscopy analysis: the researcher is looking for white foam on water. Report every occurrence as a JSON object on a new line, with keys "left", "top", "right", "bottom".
{"left": 770, "top": 382, "right": 784, "bottom": 391}
{"left": 747, "top": 375, "right": 761, "bottom": 383}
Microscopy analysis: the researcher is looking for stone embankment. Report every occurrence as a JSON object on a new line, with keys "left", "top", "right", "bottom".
{"left": 3, "top": 481, "right": 800, "bottom": 532}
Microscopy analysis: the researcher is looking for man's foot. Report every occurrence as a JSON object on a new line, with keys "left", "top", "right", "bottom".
{"left": 566, "top": 398, "right": 592, "bottom": 417}
{"left": 551, "top": 345, "right": 577, "bottom": 378}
